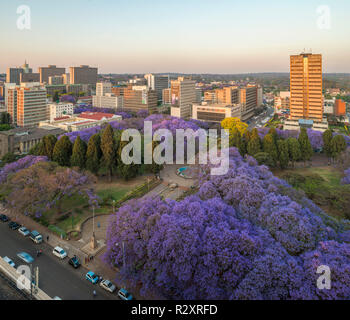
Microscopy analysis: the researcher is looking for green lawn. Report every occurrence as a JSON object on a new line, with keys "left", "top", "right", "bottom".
{"left": 277, "top": 167, "right": 350, "bottom": 220}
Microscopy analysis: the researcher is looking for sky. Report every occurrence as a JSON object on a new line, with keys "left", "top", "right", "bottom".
{"left": 0, "top": 0, "right": 349, "bottom": 74}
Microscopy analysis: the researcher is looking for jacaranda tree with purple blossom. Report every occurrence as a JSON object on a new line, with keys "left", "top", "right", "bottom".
{"left": 104, "top": 147, "right": 350, "bottom": 300}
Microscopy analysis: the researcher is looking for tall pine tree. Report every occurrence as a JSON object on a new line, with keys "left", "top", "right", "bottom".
{"left": 298, "top": 128, "right": 313, "bottom": 165}
{"left": 322, "top": 129, "right": 333, "bottom": 159}
{"left": 43, "top": 135, "right": 57, "bottom": 160}
{"left": 263, "top": 133, "right": 278, "bottom": 166}
{"left": 277, "top": 139, "right": 289, "bottom": 169}
{"left": 52, "top": 136, "right": 72, "bottom": 167}
{"left": 71, "top": 136, "right": 87, "bottom": 169}
{"left": 86, "top": 134, "right": 102, "bottom": 175}
{"left": 100, "top": 125, "right": 116, "bottom": 182}
{"left": 287, "top": 138, "right": 301, "bottom": 168}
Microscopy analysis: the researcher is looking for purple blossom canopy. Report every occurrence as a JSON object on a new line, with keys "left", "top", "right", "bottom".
{"left": 104, "top": 147, "right": 350, "bottom": 300}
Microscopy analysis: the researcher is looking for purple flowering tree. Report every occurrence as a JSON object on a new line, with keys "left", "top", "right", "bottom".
{"left": 104, "top": 147, "right": 350, "bottom": 300}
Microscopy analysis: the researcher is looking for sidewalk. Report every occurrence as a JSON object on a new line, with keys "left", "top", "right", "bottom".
{"left": 0, "top": 205, "right": 148, "bottom": 300}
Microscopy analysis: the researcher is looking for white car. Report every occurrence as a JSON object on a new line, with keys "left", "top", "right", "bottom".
{"left": 100, "top": 279, "right": 116, "bottom": 293}
{"left": 52, "top": 247, "right": 67, "bottom": 259}
{"left": 18, "top": 226, "right": 30, "bottom": 237}
{"left": 3, "top": 256, "right": 16, "bottom": 268}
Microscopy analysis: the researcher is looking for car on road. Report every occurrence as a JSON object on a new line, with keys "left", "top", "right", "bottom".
{"left": 118, "top": 288, "right": 133, "bottom": 301}
{"left": 17, "top": 252, "right": 34, "bottom": 264}
{"left": 86, "top": 271, "right": 99, "bottom": 284}
{"left": 52, "top": 246, "right": 67, "bottom": 259}
{"left": 18, "top": 227, "right": 30, "bottom": 237}
{"left": 100, "top": 279, "right": 116, "bottom": 293}
{"left": 0, "top": 214, "right": 9, "bottom": 222}
{"left": 30, "top": 230, "right": 43, "bottom": 244}
{"left": 68, "top": 256, "right": 81, "bottom": 269}
{"left": 9, "top": 221, "right": 21, "bottom": 230}
{"left": 3, "top": 256, "right": 16, "bottom": 268}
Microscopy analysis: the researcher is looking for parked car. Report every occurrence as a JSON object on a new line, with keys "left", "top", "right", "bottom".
{"left": 68, "top": 256, "right": 81, "bottom": 269}
{"left": 18, "top": 227, "right": 30, "bottom": 237}
{"left": 3, "top": 256, "right": 16, "bottom": 268}
{"left": 17, "top": 252, "right": 34, "bottom": 264}
{"left": 8, "top": 221, "right": 21, "bottom": 230}
{"left": 0, "top": 214, "right": 9, "bottom": 222}
{"left": 100, "top": 279, "right": 116, "bottom": 293}
{"left": 52, "top": 247, "right": 67, "bottom": 259}
{"left": 86, "top": 271, "right": 99, "bottom": 284}
{"left": 30, "top": 231, "right": 43, "bottom": 244}
{"left": 118, "top": 288, "right": 133, "bottom": 301}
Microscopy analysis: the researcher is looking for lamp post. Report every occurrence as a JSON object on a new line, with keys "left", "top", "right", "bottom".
{"left": 90, "top": 205, "right": 97, "bottom": 250}
{"left": 112, "top": 200, "right": 116, "bottom": 213}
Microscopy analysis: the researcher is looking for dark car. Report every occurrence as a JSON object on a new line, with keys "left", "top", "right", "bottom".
{"left": 8, "top": 221, "right": 21, "bottom": 230}
{"left": 69, "top": 256, "right": 81, "bottom": 269}
{"left": 0, "top": 214, "right": 9, "bottom": 222}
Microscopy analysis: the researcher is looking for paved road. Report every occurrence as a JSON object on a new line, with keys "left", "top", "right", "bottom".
{"left": 248, "top": 105, "right": 275, "bottom": 130}
{"left": 0, "top": 221, "right": 118, "bottom": 300}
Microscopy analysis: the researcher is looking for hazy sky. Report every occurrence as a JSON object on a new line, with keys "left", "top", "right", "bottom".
{"left": 0, "top": 0, "right": 349, "bottom": 74}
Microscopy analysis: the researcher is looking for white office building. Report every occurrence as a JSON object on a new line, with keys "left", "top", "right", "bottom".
{"left": 48, "top": 102, "right": 74, "bottom": 122}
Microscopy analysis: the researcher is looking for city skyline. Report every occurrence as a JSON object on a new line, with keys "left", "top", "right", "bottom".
{"left": 1, "top": 0, "right": 350, "bottom": 74}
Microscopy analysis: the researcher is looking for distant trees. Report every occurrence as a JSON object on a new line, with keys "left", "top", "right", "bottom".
{"left": 277, "top": 140, "right": 290, "bottom": 169}
{"left": 263, "top": 134, "right": 278, "bottom": 166}
{"left": 247, "top": 129, "right": 261, "bottom": 156}
{"left": 0, "top": 112, "right": 11, "bottom": 125}
{"left": 323, "top": 129, "right": 333, "bottom": 159}
{"left": 330, "top": 135, "right": 347, "bottom": 162}
{"left": 287, "top": 138, "right": 302, "bottom": 168}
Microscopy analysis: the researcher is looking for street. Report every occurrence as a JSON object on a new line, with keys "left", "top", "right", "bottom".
{"left": 0, "top": 221, "right": 118, "bottom": 300}
{"left": 248, "top": 105, "right": 275, "bottom": 130}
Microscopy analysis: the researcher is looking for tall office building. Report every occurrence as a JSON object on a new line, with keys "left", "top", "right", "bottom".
{"left": 123, "top": 86, "right": 158, "bottom": 113}
{"left": 6, "top": 61, "right": 33, "bottom": 85}
{"left": 96, "top": 82, "right": 112, "bottom": 96}
{"left": 39, "top": 65, "right": 66, "bottom": 84}
{"left": 145, "top": 74, "right": 169, "bottom": 101}
{"left": 69, "top": 65, "right": 98, "bottom": 85}
{"left": 290, "top": 53, "right": 323, "bottom": 121}
{"left": 239, "top": 86, "right": 258, "bottom": 121}
{"left": 170, "top": 77, "right": 196, "bottom": 119}
{"left": 7, "top": 83, "right": 47, "bottom": 127}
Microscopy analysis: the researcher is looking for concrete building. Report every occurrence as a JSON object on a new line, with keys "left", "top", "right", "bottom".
{"left": 39, "top": 65, "right": 65, "bottom": 84}
{"left": 0, "top": 126, "right": 65, "bottom": 157}
{"left": 92, "top": 94, "right": 123, "bottom": 110}
{"left": 257, "top": 86, "right": 263, "bottom": 107}
{"left": 16, "top": 83, "right": 48, "bottom": 127}
{"left": 239, "top": 86, "right": 258, "bottom": 121}
{"left": 274, "top": 91, "right": 290, "bottom": 112}
{"left": 290, "top": 53, "right": 323, "bottom": 121}
{"left": 69, "top": 65, "right": 98, "bottom": 85}
{"left": 39, "top": 112, "right": 122, "bottom": 132}
{"left": 284, "top": 119, "right": 329, "bottom": 132}
{"left": 204, "top": 91, "right": 217, "bottom": 103}
{"left": 48, "top": 102, "right": 74, "bottom": 122}
{"left": 215, "top": 87, "right": 240, "bottom": 105}
{"left": 4, "top": 83, "right": 18, "bottom": 124}
{"left": 192, "top": 103, "right": 242, "bottom": 123}
{"left": 123, "top": 86, "right": 158, "bottom": 114}
{"left": 335, "top": 99, "right": 346, "bottom": 116}
{"left": 170, "top": 77, "right": 196, "bottom": 119}
{"left": 20, "top": 73, "right": 40, "bottom": 83}
{"left": 96, "top": 82, "right": 112, "bottom": 96}
{"left": 48, "top": 76, "right": 64, "bottom": 85}
{"left": 145, "top": 74, "right": 169, "bottom": 101}
{"left": 324, "top": 98, "right": 335, "bottom": 115}
{"left": 162, "top": 88, "right": 172, "bottom": 105}
{"left": 6, "top": 61, "right": 33, "bottom": 85}
{"left": 195, "top": 88, "right": 203, "bottom": 103}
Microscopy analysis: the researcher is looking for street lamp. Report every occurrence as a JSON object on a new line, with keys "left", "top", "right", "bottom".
{"left": 112, "top": 200, "right": 116, "bottom": 213}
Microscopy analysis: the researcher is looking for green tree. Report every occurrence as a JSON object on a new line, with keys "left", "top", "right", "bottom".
{"left": 322, "top": 129, "right": 333, "bottom": 158}
{"left": 277, "top": 139, "right": 289, "bottom": 169}
{"left": 70, "top": 136, "right": 87, "bottom": 169}
{"left": 86, "top": 134, "right": 102, "bottom": 175}
{"left": 263, "top": 133, "right": 278, "bottom": 166}
{"left": 330, "top": 135, "right": 347, "bottom": 162}
{"left": 52, "top": 136, "right": 73, "bottom": 167}
{"left": 268, "top": 127, "right": 278, "bottom": 144}
{"left": 254, "top": 152, "right": 275, "bottom": 167}
{"left": 0, "top": 112, "right": 11, "bottom": 125}
{"left": 238, "top": 133, "right": 248, "bottom": 157}
{"left": 53, "top": 91, "right": 60, "bottom": 102}
{"left": 287, "top": 138, "right": 301, "bottom": 168}
{"left": 43, "top": 135, "right": 57, "bottom": 160}
{"left": 247, "top": 129, "right": 261, "bottom": 156}
{"left": 100, "top": 125, "right": 116, "bottom": 182}
{"left": 231, "top": 128, "right": 241, "bottom": 148}
{"left": 298, "top": 128, "right": 313, "bottom": 165}
{"left": 1, "top": 152, "right": 17, "bottom": 165}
